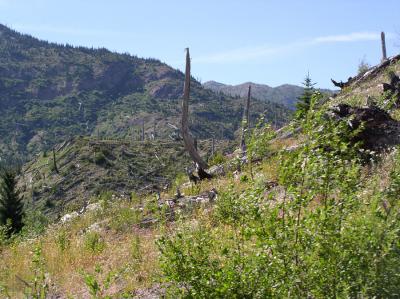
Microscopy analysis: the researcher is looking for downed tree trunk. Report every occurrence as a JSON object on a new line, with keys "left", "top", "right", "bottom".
{"left": 181, "top": 48, "right": 210, "bottom": 173}
{"left": 329, "top": 104, "right": 400, "bottom": 152}
{"left": 52, "top": 147, "right": 59, "bottom": 174}
{"left": 339, "top": 54, "right": 400, "bottom": 89}
{"left": 331, "top": 78, "right": 352, "bottom": 89}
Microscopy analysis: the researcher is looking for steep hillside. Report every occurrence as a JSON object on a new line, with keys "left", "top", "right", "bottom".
{"left": 328, "top": 54, "right": 400, "bottom": 111}
{"left": 203, "top": 80, "right": 334, "bottom": 109}
{"left": 18, "top": 136, "right": 234, "bottom": 218}
{"left": 0, "top": 24, "right": 291, "bottom": 164}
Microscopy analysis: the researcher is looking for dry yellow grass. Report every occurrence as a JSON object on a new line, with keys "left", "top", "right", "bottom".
{"left": 0, "top": 201, "right": 163, "bottom": 298}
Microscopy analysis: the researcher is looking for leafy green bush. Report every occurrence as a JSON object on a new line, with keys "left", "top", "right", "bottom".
{"left": 24, "top": 245, "right": 49, "bottom": 299}
{"left": 208, "top": 152, "right": 226, "bottom": 166}
{"left": 157, "top": 93, "right": 400, "bottom": 298}
{"left": 247, "top": 118, "right": 275, "bottom": 161}
{"left": 82, "top": 265, "right": 117, "bottom": 299}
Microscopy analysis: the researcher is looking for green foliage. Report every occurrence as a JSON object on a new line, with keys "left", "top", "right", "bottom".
{"left": 56, "top": 230, "right": 71, "bottom": 252}
{"left": 109, "top": 207, "right": 141, "bottom": 232}
{"left": 239, "top": 174, "right": 249, "bottom": 182}
{"left": 0, "top": 222, "right": 10, "bottom": 246}
{"left": 247, "top": 116, "right": 276, "bottom": 161}
{"left": 83, "top": 272, "right": 101, "bottom": 298}
{"left": 130, "top": 235, "right": 142, "bottom": 262}
{"left": 295, "top": 73, "right": 316, "bottom": 120}
{"left": 21, "top": 209, "right": 48, "bottom": 237}
{"left": 82, "top": 265, "right": 117, "bottom": 299}
{"left": 358, "top": 57, "right": 371, "bottom": 74}
{"left": 158, "top": 92, "right": 400, "bottom": 298}
{"left": 84, "top": 231, "right": 105, "bottom": 253}
{"left": 94, "top": 151, "right": 108, "bottom": 165}
{"left": 208, "top": 152, "right": 226, "bottom": 166}
{"left": 25, "top": 245, "right": 49, "bottom": 299}
{"left": 0, "top": 169, "right": 24, "bottom": 237}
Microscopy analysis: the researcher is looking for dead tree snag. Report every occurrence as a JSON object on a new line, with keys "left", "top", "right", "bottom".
{"left": 181, "top": 48, "right": 210, "bottom": 176}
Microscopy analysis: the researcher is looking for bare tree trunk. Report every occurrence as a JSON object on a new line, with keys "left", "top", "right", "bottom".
{"left": 240, "top": 85, "right": 251, "bottom": 154}
{"left": 141, "top": 120, "right": 145, "bottom": 141}
{"left": 211, "top": 137, "right": 215, "bottom": 157}
{"left": 181, "top": 48, "right": 208, "bottom": 170}
{"left": 381, "top": 32, "right": 387, "bottom": 61}
{"left": 52, "top": 147, "right": 59, "bottom": 174}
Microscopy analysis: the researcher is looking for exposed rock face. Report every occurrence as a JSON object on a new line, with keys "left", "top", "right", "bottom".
{"left": 329, "top": 104, "right": 400, "bottom": 151}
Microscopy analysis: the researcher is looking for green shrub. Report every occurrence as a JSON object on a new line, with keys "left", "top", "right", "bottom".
{"left": 247, "top": 118, "right": 275, "bottom": 161}
{"left": 208, "top": 152, "right": 226, "bottom": 166}
{"left": 56, "top": 230, "right": 70, "bottom": 252}
{"left": 130, "top": 235, "right": 142, "bottom": 262}
{"left": 24, "top": 245, "right": 49, "bottom": 299}
{"left": 109, "top": 207, "right": 141, "bottom": 232}
{"left": 84, "top": 231, "right": 105, "bottom": 253}
{"left": 21, "top": 210, "right": 48, "bottom": 237}
{"left": 94, "top": 151, "right": 107, "bottom": 165}
{"left": 157, "top": 93, "right": 400, "bottom": 298}
{"left": 82, "top": 265, "right": 117, "bottom": 299}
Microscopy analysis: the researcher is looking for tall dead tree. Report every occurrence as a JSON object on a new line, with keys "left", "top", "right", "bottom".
{"left": 52, "top": 147, "right": 59, "bottom": 174}
{"left": 381, "top": 31, "right": 387, "bottom": 61}
{"left": 181, "top": 48, "right": 209, "bottom": 173}
{"left": 141, "top": 120, "right": 145, "bottom": 141}
{"left": 240, "top": 85, "right": 251, "bottom": 154}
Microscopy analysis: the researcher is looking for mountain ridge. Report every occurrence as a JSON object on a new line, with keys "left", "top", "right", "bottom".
{"left": 203, "top": 80, "right": 335, "bottom": 109}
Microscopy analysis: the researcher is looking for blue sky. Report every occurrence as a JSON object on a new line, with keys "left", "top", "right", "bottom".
{"left": 1, "top": 0, "right": 399, "bottom": 88}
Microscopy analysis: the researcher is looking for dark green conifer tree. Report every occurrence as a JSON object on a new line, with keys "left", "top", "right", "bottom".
{"left": 0, "top": 170, "right": 24, "bottom": 236}
{"left": 295, "top": 73, "right": 316, "bottom": 119}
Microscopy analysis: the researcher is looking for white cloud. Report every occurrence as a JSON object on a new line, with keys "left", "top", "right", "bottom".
{"left": 194, "top": 31, "right": 393, "bottom": 64}
{"left": 193, "top": 44, "right": 288, "bottom": 64}
{"left": 312, "top": 32, "right": 380, "bottom": 43}
{"left": 193, "top": 42, "right": 306, "bottom": 64}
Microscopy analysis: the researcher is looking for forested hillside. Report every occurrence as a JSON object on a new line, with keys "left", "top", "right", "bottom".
{"left": 0, "top": 24, "right": 291, "bottom": 165}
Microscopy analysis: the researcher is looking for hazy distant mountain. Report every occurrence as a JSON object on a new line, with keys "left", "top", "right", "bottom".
{"left": 203, "top": 81, "right": 334, "bottom": 109}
